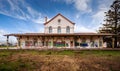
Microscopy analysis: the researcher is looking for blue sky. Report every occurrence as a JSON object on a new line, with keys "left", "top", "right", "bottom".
{"left": 0, "top": 0, "right": 114, "bottom": 43}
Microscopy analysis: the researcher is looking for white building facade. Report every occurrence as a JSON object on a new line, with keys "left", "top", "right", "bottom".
{"left": 44, "top": 14, "right": 74, "bottom": 34}
{"left": 5, "top": 14, "right": 113, "bottom": 48}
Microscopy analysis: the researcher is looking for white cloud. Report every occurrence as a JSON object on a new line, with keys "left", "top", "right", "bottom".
{"left": 91, "top": 0, "right": 114, "bottom": 31}
{"left": 74, "top": 0, "right": 91, "bottom": 12}
{"left": 0, "top": 29, "right": 6, "bottom": 35}
{"left": 64, "top": 0, "right": 92, "bottom": 12}
{"left": 93, "top": 0, "right": 114, "bottom": 21}
{"left": 32, "top": 17, "right": 44, "bottom": 24}
{"left": 0, "top": 29, "right": 17, "bottom": 44}
{"left": 0, "top": 0, "right": 44, "bottom": 24}
{"left": 75, "top": 24, "right": 96, "bottom": 33}
{"left": 0, "top": 29, "right": 8, "bottom": 43}
{"left": 92, "top": 9, "right": 106, "bottom": 25}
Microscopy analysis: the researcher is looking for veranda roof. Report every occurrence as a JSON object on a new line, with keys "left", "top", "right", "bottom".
{"left": 4, "top": 33, "right": 115, "bottom": 37}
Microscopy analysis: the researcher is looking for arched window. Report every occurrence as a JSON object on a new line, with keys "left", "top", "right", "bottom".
{"left": 66, "top": 26, "right": 70, "bottom": 33}
{"left": 49, "top": 26, "right": 52, "bottom": 33}
{"left": 57, "top": 26, "right": 61, "bottom": 34}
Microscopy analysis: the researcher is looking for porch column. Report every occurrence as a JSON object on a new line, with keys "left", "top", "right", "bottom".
{"left": 98, "top": 40, "right": 100, "bottom": 48}
{"left": 101, "top": 37, "right": 104, "bottom": 48}
{"left": 51, "top": 37, "right": 53, "bottom": 48}
{"left": 79, "top": 37, "right": 81, "bottom": 47}
{"left": 42, "top": 37, "right": 45, "bottom": 47}
{"left": 98, "top": 36, "right": 100, "bottom": 48}
{"left": 6, "top": 36, "right": 9, "bottom": 48}
{"left": 17, "top": 37, "right": 19, "bottom": 48}
{"left": 64, "top": 37, "right": 66, "bottom": 48}
{"left": 73, "top": 38, "right": 75, "bottom": 48}
{"left": 44, "top": 41, "right": 46, "bottom": 47}
{"left": 112, "top": 38, "right": 114, "bottom": 48}
{"left": 44, "top": 37, "right": 47, "bottom": 47}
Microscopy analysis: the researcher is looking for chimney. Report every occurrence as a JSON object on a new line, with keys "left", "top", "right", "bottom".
{"left": 45, "top": 17, "right": 47, "bottom": 23}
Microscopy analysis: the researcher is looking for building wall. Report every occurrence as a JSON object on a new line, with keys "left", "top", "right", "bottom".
{"left": 44, "top": 15, "right": 74, "bottom": 34}
{"left": 18, "top": 36, "right": 105, "bottom": 48}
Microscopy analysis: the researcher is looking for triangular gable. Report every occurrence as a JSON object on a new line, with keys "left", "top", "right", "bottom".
{"left": 44, "top": 13, "right": 75, "bottom": 25}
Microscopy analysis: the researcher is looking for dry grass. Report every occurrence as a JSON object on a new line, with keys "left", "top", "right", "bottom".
{"left": 0, "top": 49, "right": 120, "bottom": 71}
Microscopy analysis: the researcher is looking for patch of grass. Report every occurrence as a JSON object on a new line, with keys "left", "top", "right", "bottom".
{"left": 73, "top": 50, "right": 120, "bottom": 57}
{"left": 0, "top": 49, "right": 120, "bottom": 56}
{"left": 0, "top": 61, "right": 19, "bottom": 71}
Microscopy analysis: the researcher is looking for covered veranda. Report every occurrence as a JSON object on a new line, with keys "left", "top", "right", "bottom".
{"left": 4, "top": 33, "right": 114, "bottom": 48}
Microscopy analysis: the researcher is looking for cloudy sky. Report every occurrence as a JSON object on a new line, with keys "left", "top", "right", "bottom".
{"left": 0, "top": 0, "right": 114, "bottom": 43}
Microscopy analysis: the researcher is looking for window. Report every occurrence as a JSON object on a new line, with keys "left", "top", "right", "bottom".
{"left": 58, "top": 19, "right": 61, "bottom": 25}
{"left": 49, "top": 26, "right": 52, "bottom": 33}
{"left": 57, "top": 26, "right": 61, "bottom": 34}
{"left": 80, "top": 38, "right": 88, "bottom": 47}
{"left": 66, "top": 26, "right": 70, "bottom": 33}
{"left": 58, "top": 19, "right": 61, "bottom": 23}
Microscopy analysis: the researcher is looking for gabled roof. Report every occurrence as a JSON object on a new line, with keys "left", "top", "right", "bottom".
{"left": 44, "top": 13, "right": 75, "bottom": 25}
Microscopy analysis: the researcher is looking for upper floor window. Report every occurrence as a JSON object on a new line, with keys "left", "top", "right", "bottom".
{"left": 58, "top": 19, "right": 61, "bottom": 25}
{"left": 66, "top": 26, "right": 70, "bottom": 33}
{"left": 58, "top": 19, "right": 61, "bottom": 23}
{"left": 57, "top": 26, "right": 61, "bottom": 34}
{"left": 49, "top": 26, "right": 52, "bottom": 33}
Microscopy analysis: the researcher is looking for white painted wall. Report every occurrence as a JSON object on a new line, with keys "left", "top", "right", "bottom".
{"left": 44, "top": 15, "right": 74, "bottom": 34}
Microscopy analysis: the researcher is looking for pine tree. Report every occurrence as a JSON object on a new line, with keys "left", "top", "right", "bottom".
{"left": 99, "top": 0, "right": 120, "bottom": 48}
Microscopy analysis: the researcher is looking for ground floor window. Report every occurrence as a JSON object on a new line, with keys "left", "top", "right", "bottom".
{"left": 33, "top": 41, "right": 38, "bottom": 46}
{"left": 94, "top": 42, "right": 98, "bottom": 47}
{"left": 25, "top": 41, "right": 33, "bottom": 46}
{"left": 75, "top": 41, "right": 79, "bottom": 46}
{"left": 53, "top": 41, "right": 65, "bottom": 47}
{"left": 80, "top": 43, "right": 88, "bottom": 47}
{"left": 75, "top": 41, "right": 88, "bottom": 47}
{"left": 80, "top": 38, "right": 88, "bottom": 47}
{"left": 90, "top": 41, "right": 99, "bottom": 47}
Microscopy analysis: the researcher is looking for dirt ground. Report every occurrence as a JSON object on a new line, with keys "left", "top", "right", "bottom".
{"left": 0, "top": 50, "right": 120, "bottom": 71}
